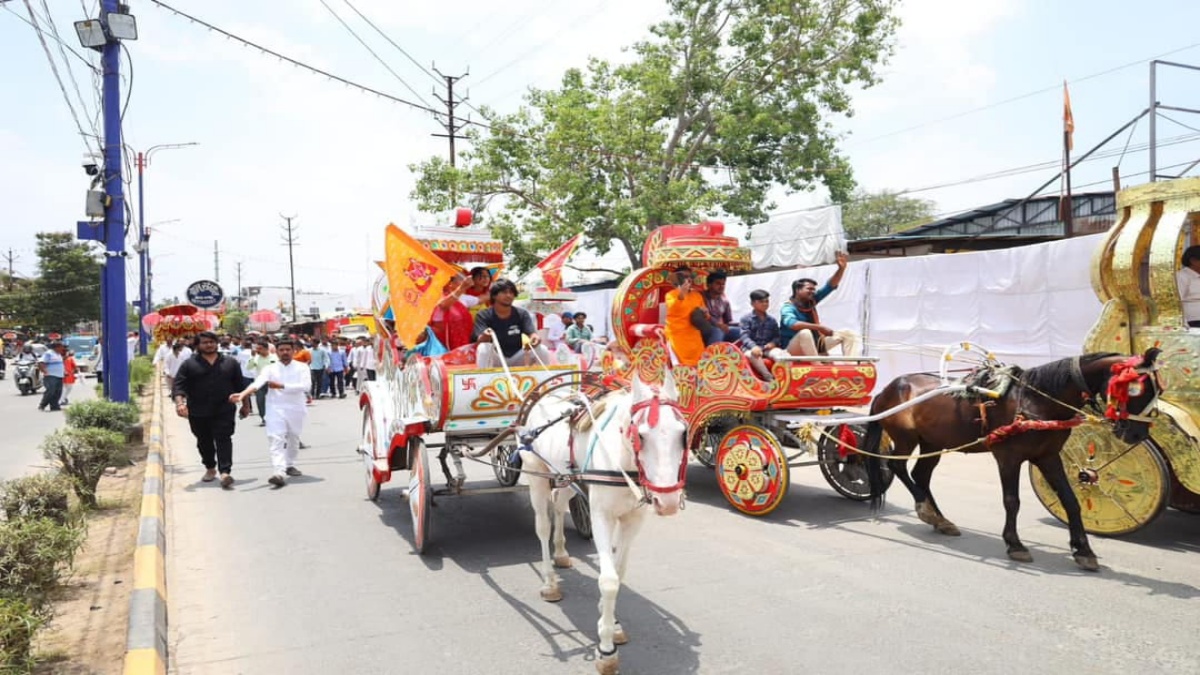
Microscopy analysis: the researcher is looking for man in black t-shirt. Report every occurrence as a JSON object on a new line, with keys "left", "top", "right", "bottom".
{"left": 172, "top": 331, "right": 248, "bottom": 489}
{"left": 472, "top": 278, "right": 552, "bottom": 368}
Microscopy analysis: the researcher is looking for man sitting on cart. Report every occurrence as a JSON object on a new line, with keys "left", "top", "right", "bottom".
{"left": 473, "top": 278, "right": 552, "bottom": 368}
{"left": 778, "top": 251, "right": 861, "bottom": 357}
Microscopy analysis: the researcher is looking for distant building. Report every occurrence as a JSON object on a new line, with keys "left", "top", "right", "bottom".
{"left": 849, "top": 191, "right": 1116, "bottom": 257}
{"left": 242, "top": 286, "right": 362, "bottom": 319}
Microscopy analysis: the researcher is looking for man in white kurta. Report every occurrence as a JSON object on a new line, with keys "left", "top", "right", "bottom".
{"left": 232, "top": 340, "right": 311, "bottom": 487}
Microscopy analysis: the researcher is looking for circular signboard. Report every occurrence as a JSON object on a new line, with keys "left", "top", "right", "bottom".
{"left": 186, "top": 280, "right": 225, "bottom": 309}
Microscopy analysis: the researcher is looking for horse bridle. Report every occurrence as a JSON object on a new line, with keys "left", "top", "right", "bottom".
{"left": 626, "top": 395, "right": 689, "bottom": 494}
{"left": 1102, "top": 356, "right": 1161, "bottom": 424}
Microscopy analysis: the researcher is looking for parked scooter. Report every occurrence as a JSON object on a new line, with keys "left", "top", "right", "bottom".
{"left": 13, "top": 361, "right": 40, "bottom": 395}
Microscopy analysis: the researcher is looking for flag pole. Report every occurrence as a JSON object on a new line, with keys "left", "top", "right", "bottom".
{"left": 1062, "top": 81, "right": 1075, "bottom": 237}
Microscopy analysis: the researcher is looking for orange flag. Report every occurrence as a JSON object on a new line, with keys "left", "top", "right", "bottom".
{"left": 1063, "top": 80, "right": 1075, "bottom": 151}
{"left": 384, "top": 224, "right": 459, "bottom": 348}
{"left": 535, "top": 233, "right": 583, "bottom": 294}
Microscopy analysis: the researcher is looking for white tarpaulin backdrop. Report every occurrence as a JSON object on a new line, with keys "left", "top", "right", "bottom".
{"left": 570, "top": 234, "right": 1105, "bottom": 392}
{"left": 747, "top": 205, "right": 846, "bottom": 270}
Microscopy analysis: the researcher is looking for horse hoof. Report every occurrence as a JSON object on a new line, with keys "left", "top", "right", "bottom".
{"left": 613, "top": 626, "right": 628, "bottom": 645}
{"left": 540, "top": 587, "right": 563, "bottom": 603}
{"left": 1074, "top": 554, "right": 1100, "bottom": 572}
{"left": 553, "top": 555, "right": 573, "bottom": 569}
{"left": 595, "top": 652, "right": 620, "bottom": 675}
{"left": 1007, "top": 549, "right": 1034, "bottom": 563}
{"left": 935, "top": 521, "right": 961, "bottom": 536}
{"left": 915, "top": 502, "right": 939, "bottom": 526}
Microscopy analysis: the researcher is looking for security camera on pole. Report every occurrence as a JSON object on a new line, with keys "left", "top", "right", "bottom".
{"left": 72, "top": 1, "right": 139, "bottom": 403}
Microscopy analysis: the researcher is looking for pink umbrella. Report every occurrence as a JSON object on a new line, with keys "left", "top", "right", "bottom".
{"left": 248, "top": 309, "right": 282, "bottom": 333}
{"left": 141, "top": 312, "right": 163, "bottom": 333}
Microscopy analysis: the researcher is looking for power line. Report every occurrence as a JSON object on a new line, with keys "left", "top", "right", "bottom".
{"left": 145, "top": 0, "right": 450, "bottom": 121}
{"left": 850, "top": 40, "right": 1200, "bottom": 148}
{"left": 472, "top": 0, "right": 611, "bottom": 88}
{"left": 19, "top": 0, "right": 99, "bottom": 156}
{"left": 0, "top": 0, "right": 99, "bottom": 72}
{"left": 317, "top": 0, "right": 436, "bottom": 109}
{"left": 38, "top": 0, "right": 98, "bottom": 143}
{"left": 338, "top": 0, "right": 443, "bottom": 88}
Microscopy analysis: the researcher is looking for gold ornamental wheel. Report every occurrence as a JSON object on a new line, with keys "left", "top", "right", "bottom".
{"left": 1029, "top": 425, "right": 1170, "bottom": 536}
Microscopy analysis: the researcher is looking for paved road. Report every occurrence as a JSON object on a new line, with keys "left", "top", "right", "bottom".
{"left": 0, "top": 363, "right": 97, "bottom": 481}
{"left": 165, "top": 385, "right": 1200, "bottom": 675}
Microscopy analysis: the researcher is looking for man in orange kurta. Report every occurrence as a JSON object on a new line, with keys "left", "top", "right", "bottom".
{"left": 663, "top": 267, "right": 708, "bottom": 366}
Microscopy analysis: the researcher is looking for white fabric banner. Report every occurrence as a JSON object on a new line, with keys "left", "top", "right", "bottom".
{"left": 570, "top": 234, "right": 1105, "bottom": 392}
{"left": 747, "top": 206, "right": 846, "bottom": 270}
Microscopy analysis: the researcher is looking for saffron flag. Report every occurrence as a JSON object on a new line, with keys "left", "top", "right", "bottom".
{"left": 535, "top": 233, "right": 583, "bottom": 294}
{"left": 384, "top": 223, "right": 459, "bottom": 349}
{"left": 1063, "top": 80, "right": 1075, "bottom": 151}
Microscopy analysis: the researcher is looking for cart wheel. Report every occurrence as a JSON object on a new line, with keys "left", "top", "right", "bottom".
{"left": 492, "top": 444, "right": 521, "bottom": 487}
{"left": 361, "top": 407, "right": 381, "bottom": 502}
{"left": 714, "top": 424, "right": 789, "bottom": 516}
{"left": 1029, "top": 425, "right": 1169, "bottom": 536}
{"left": 695, "top": 417, "right": 738, "bottom": 469}
{"left": 406, "top": 437, "right": 433, "bottom": 554}
{"left": 569, "top": 489, "right": 593, "bottom": 540}
{"left": 817, "top": 424, "right": 893, "bottom": 501}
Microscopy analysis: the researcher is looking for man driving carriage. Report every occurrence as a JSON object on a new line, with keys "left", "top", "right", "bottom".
{"left": 473, "top": 278, "right": 553, "bottom": 368}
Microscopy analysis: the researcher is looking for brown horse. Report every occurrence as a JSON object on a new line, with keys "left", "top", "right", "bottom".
{"left": 864, "top": 348, "right": 1162, "bottom": 571}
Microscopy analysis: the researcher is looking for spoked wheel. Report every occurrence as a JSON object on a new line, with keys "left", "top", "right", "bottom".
{"left": 695, "top": 417, "right": 739, "bottom": 469}
{"left": 361, "top": 407, "right": 381, "bottom": 502}
{"left": 817, "top": 423, "right": 894, "bottom": 501}
{"left": 1029, "top": 425, "right": 1169, "bottom": 536}
{"left": 406, "top": 436, "right": 433, "bottom": 554}
{"left": 715, "top": 424, "right": 789, "bottom": 516}
{"left": 492, "top": 443, "right": 521, "bottom": 487}
{"left": 569, "top": 488, "right": 593, "bottom": 540}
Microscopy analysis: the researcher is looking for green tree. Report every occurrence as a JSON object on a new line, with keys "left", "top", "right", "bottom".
{"left": 411, "top": 0, "right": 899, "bottom": 270}
{"left": 221, "top": 310, "right": 249, "bottom": 336}
{"left": 30, "top": 233, "right": 101, "bottom": 332}
{"left": 0, "top": 277, "right": 37, "bottom": 328}
{"left": 841, "top": 189, "right": 937, "bottom": 240}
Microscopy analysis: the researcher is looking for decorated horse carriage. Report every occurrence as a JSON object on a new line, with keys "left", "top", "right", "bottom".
{"left": 598, "top": 222, "right": 901, "bottom": 515}
{"left": 356, "top": 215, "right": 591, "bottom": 554}
{"left": 1030, "top": 176, "right": 1200, "bottom": 535}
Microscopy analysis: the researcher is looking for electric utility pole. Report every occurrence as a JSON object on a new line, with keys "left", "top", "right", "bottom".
{"left": 280, "top": 214, "right": 298, "bottom": 323}
{"left": 213, "top": 241, "right": 220, "bottom": 282}
{"left": 432, "top": 67, "right": 469, "bottom": 202}
{"left": 3, "top": 249, "right": 16, "bottom": 290}
{"left": 235, "top": 261, "right": 244, "bottom": 310}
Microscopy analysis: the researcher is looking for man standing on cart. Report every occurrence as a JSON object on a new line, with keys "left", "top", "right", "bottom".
{"left": 473, "top": 279, "right": 552, "bottom": 368}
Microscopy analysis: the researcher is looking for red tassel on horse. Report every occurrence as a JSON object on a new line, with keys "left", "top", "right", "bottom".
{"left": 838, "top": 424, "right": 858, "bottom": 459}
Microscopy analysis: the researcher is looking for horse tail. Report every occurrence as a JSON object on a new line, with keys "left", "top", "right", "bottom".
{"left": 864, "top": 420, "right": 887, "bottom": 512}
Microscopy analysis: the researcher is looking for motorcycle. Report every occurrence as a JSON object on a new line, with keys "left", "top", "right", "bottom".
{"left": 13, "top": 361, "right": 41, "bottom": 395}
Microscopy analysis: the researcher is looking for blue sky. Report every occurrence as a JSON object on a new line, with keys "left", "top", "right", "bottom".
{"left": 3, "top": 0, "right": 1200, "bottom": 307}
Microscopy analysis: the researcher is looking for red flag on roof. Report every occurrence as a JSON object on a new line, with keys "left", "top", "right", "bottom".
{"left": 535, "top": 234, "right": 583, "bottom": 294}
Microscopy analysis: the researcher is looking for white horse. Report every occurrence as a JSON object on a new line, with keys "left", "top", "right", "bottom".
{"left": 520, "top": 372, "right": 689, "bottom": 675}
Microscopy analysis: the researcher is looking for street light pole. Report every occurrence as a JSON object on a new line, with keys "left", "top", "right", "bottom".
{"left": 100, "top": 0, "right": 127, "bottom": 402}
{"left": 136, "top": 142, "right": 197, "bottom": 355}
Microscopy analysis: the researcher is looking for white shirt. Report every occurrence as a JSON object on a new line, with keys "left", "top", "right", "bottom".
{"left": 1177, "top": 266, "right": 1200, "bottom": 324}
{"left": 361, "top": 343, "right": 377, "bottom": 370}
{"left": 127, "top": 336, "right": 138, "bottom": 361}
{"left": 152, "top": 343, "right": 171, "bottom": 366}
{"left": 165, "top": 347, "right": 193, "bottom": 378}
{"left": 236, "top": 348, "right": 254, "bottom": 378}
{"left": 251, "top": 360, "right": 311, "bottom": 407}
{"left": 546, "top": 321, "right": 567, "bottom": 343}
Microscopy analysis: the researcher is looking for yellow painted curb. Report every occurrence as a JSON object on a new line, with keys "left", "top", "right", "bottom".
{"left": 123, "top": 648, "right": 166, "bottom": 675}
{"left": 139, "top": 493, "right": 163, "bottom": 520}
{"left": 132, "top": 546, "right": 166, "bottom": 595}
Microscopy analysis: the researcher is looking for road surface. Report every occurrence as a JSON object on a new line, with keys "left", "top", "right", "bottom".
{"left": 0, "top": 364, "right": 97, "bottom": 481}
{"left": 165, "top": 385, "right": 1200, "bottom": 674}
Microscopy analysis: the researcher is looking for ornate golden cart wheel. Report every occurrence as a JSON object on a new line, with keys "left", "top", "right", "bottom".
{"left": 714, "top": 424, "right": 789, "bottom": 516}
{"left": 1029, "top": 425, "right": 1170, "bottom": 536}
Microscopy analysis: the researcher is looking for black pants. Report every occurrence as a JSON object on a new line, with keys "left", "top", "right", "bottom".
{"left": 1189, "top": 320, "right": 1200, "bottom": 328}
{"left": 328, "top": 370, "right": 345, "bottom": 397}
{"left": 310, "top": 368, "right": 326, "bottom": 398}
{"left": 255, "top": 388, "right": 268, "bottom": 420}
{"left": 366, "top": 369, "right": 376, "bottom": 382}
{"left": 188, "top": 413, "right": 236, "bottom": 474}
{"left": 39, "top": 376, "right": 63, "bottom": 411}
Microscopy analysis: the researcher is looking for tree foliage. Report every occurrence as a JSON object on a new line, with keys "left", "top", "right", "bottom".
{"left": 841, "top": 189, "right": 937, "bottom": 240}
{"left": 222, "top": 309, "right": 249, "bottom": 336}
{"left": 29, "top": 232, "right": 102, "bottom": 332}
{"left": 411, "top": 0, "right": 899, "bottom": 270}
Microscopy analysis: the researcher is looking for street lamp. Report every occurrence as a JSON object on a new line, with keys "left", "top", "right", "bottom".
{"left": 136, "top": 143, "right": 197, "bottom": 354}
